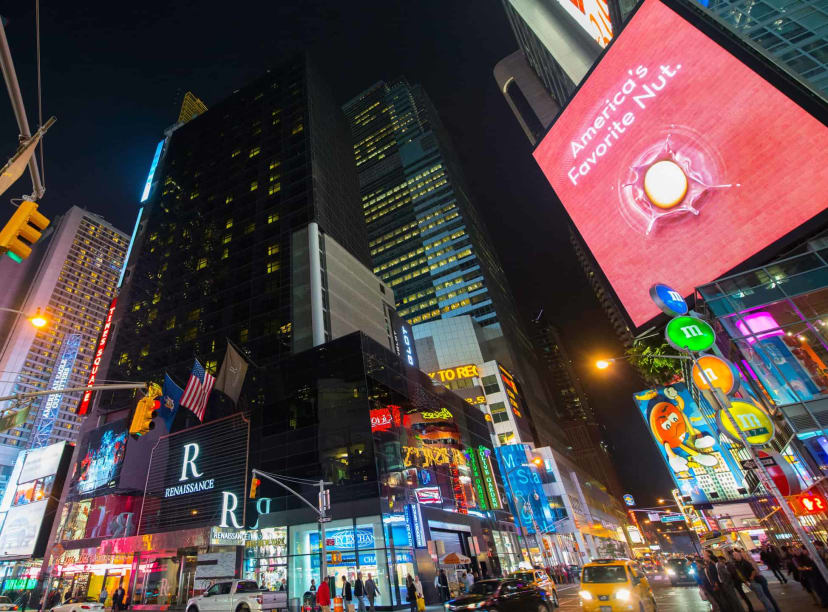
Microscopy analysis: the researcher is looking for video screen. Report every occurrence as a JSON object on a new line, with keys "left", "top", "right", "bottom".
{"left": 533, "top": 0, "right": 828, "bottom": 326}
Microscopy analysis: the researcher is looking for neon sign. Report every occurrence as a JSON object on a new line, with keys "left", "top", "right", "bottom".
{"left": 421, "top": 408, "right": 453, "bottom": 420}
{"left": 78, "top": 299, "right": 118, "bottom": 415}
{"left": 403, "top": 446, "right": 467, "bottom": 468}
{"left": 165, "top": 442, "right": 215, "bottom": 498}
{"left": 140, "top": 140, "right": 164, "bottom": 202}
{"left": 465, "top": 449, "right": 489, "bottom": 511}
{"left": 415, "top": 487, "right": 442, "bottom": 504}
{"left": 429, "top": 364, "right": 479, "bottom": 383}
{"left": 478, "top": 446, "right": 502, "bottom": 510}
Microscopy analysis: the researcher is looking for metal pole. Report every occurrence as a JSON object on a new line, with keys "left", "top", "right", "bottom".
{"left": 0, "top": 17, "right": 44, "bottom": 199}
{"left": 0, "top": 382, "right": 147, "bottom": 403}
{"left": 319, "top": 480, "right": 327, "bottom": 585}
{"left": 694, "top": 351, "right": 828, "bottom": 585}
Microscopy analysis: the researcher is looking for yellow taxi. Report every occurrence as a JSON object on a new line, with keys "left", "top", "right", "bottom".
{"left": 578, "top": 558, "right": 656, "bottom": 611}
{"left": 508, "top": 569, "right": 560, "bottom": 607}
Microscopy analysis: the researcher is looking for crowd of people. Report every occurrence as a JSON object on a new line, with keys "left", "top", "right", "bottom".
{"left": 691, "top": 542, "right": 828, "bottom": 611}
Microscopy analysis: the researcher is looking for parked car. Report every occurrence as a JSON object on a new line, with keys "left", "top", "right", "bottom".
{"left": 186, "top": 579, "right": 273, "bottom": 612}
{"left": 578, "top": 559, "right": 656, "bottom": 612}
{"left": 507, "top": 569, "right": 559, "bottom": 607}
{"left": 665, "top": 557, "right": 697, "bottom": 586}
{"left": 49, "top": 597, "right": 104, "bottom": 612}
{"left": 444, "top": 578, "right": 552, "bottom": 612}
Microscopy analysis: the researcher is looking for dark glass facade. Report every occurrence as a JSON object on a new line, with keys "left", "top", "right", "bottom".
{"left": 110, "top": 54, "right": 367, "bottom": 392}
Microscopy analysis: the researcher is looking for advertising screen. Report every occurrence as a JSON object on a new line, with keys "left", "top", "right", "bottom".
{"left": 0, "top": 500, "right": 49, "bottom": 557}
{"left": 533, "top": 0, "right": 828, "bottom": 327}
{"left": 19, "top": 441, "right": 66, "bottom": 483}
{"left": 633, "top": 383, "right": 749, "bottom": 504}
{"left": 70, "top": 419, "right": 128, "bottom": 498}
{"left": 494, "top": 444, "right": 557, "bottom": 534}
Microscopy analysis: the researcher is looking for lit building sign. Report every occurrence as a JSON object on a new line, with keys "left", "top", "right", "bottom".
{"left": 421, "top": 408, "right": 453, "bottom": 420}
{"left": 78, "top": 299, "right": 118, "bottom": 415}
{"left": 465, "top": 396, "right": 487, "bottom": 406}
{"left": 404, "top": 503, "right": 426, "bottom": 548}
{"left": 498, "top": 365, "right": 523, "bottom": 417}
{"left": 415, "top": 487, "right": 442, "bottom": 504}
{"left": 388, "top": 308, "right": 418, "bottom": 368}
{"left": 478, "top": 446, "right": 503, "bottom": 510}
{"left": 532, "top": 0, "right": 828, "bottom": 328}
{"left": 428, "top": 364, "right": 479, "bottom": 383}
{"left": 31, "top": 333, "right": 82, "bottom": 448}
{"left": 140, "top": 140, "right": 164, "bottom": 202}
{"left": 790, "top": 491, "right": 828, "bottom": 516}
{"left": 71, "top": 420, "right": 129, "bottom": 497}
{"left": 402, "top": 446, "right": 467, "bottom": 468}
{"left": 465, "top": 449, "right": 489, "bottom": 511}
{"left": 370, "top": 405, "right": 401, "bottom": 432}
{"left": 495, "top": 444, "right": 556, "bottom": 534}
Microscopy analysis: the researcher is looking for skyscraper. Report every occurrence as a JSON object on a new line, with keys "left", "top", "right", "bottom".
{"left": 0, "top": 206, "right": 127, "bottom": 488}
{"left": 110, "top": 54, "right": 386, "bottom": 392}
{"left": 343, "top": 79, "right": 560, "bottom": 446}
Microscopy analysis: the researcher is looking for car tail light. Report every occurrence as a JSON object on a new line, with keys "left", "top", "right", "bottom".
{"left": 81, "top": 606, "right": 91, "bottom": 609}
{"left": 12, "top": 606, "right": 18, "bottom": 610}
{"left": 256, "top": 595, "right": 263, "bottom": 605}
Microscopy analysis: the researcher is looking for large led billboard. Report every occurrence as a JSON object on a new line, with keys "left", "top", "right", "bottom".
{"left": 70, "top": 419, "right": 128, "bottom": 498}
{"left": 533, "top": 0, "right": 828, "bottom": 327}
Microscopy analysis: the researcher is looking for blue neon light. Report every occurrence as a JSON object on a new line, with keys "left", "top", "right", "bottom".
{"left": 140, "top": 140, "right": 164, "bottom": 202}
{"left": 118, "top": 207, "right": 143, "bottom": 288}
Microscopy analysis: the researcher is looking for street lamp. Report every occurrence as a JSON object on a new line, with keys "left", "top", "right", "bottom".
{"left": 0, "top": 306, "right": 47, "bottom": 328}
{"left": 594, "top": 354, "right": 692, "bottom": 370}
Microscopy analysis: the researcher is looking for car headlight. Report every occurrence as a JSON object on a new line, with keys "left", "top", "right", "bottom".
{"left": 579, "top": 590, "right": 593, "bottom": 600}
{"left": 616, "top": 589, "right": 631, "bottom": 601}
{"left": 667, "top": 568, "right": 676, "bottom": 576}
{"left": 689, "top": 567, "right": 696, "bottom": 575}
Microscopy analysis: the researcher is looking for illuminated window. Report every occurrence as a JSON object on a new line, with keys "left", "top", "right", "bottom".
{"left": 240, "top": 328, "right": 249, "bottom": 343}
{"left": 196, "top": 258, "right": 207, "bottom": 270}
{"left": 292, "top": 124, "right": 303, "bottom": 135}
{"left": 232, "top": 150, "right": 240, "bottom": 158}
{"left": 268, "top": 244, "right": 280, "bottom": 256}
{"left": 267, "top": 261, "right": 280, "bottom": 274}
{"left": 250, "top": 181, "right": 258, "bottom": 191}
{"left": 184, "top": 328, "right": 197, "bottom": 341}
{"left": 269, "top": 160, "right": 281, "bottom": 170}
{"left": 226, "top": 195, "right": 234, "bottom": 204}
{"left": 221, "top": 248, "right": 229, "bottom": 260}
{"left": 166, "top": 316, "right": 176, "bottom": 330}
{"left": 269, "top": 184, "right": 281, "bottom": 195}
{"left": 267, "top": 213, "right": 279, "bottom": 224}
{"left": 223, "top": 235, "right": 232, "bottom": 244}
{"left": 225, "top": 219, "right": 233, "bottom": 229}
{"left": 249, "top": 147, "right": 261, "bottom": 158}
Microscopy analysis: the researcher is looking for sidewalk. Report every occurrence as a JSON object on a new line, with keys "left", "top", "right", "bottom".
{"left": 760, "top": 572, "right": 826, "bottom": 611}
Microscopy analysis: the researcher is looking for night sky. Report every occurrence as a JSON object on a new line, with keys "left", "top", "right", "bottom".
{"left": 1, "top": 1, "right": 673, "bottom": 502}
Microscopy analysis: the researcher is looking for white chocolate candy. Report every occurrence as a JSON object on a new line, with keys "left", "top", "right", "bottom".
{"left": 644, "top": 160, "right": 688, "bottom": 209}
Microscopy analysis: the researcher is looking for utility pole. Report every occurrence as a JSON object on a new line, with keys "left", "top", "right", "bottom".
{"left": 0, "top": 16, "right": 45, "bottom": 199}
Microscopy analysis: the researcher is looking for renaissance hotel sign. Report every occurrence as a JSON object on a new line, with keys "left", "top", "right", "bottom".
{"left": 140, "top": 414, "right": 249, "bottom": 533}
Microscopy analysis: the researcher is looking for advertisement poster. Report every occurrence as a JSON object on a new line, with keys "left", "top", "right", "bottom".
{"left": 71, "top": 420, "right": 128, "bottom": 498}
{"left": 533, "top": 0, "right": 828, "bottom": 327}
{"left": 495, "top": 444, "right": 556, "bottom": 534}
{"left": 0, "top": 500, "right": 49, "bottom": 557}
{"left": 634, "top": 383, "right": 748, "bottom": 504}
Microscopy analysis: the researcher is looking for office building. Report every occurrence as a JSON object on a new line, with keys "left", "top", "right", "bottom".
{"left": 0, "top": 206, "right": 127, "bottom": 490}
{"left": 343, "top": 79, "right": 558, "bottom": 446}
{"left": 702, "top": 0, "right": 827, "bottom": 97}
{"left": 110, "top": 54, "right": 378, "bottom": 390}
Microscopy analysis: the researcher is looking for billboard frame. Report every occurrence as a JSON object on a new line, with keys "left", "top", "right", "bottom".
{"left": 532, "top": 0, "right": 828, "bottom": 334}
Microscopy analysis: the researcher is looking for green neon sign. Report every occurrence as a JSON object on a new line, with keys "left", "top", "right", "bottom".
{"left": 465, "top": 449, "right": 488, "bottom": 511}
{"left": 665, "top": 316, "right": 716, "bottom": 352}
{"left": 478, "top": 446, "right": 502, "bottom": 510}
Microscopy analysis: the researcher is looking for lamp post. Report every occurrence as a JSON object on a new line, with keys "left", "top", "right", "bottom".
{"left": 597, "top": 350, "right": 828, "bottom": 584}
{"left": 0, "top": 306, "right": 47, "bottom": 328}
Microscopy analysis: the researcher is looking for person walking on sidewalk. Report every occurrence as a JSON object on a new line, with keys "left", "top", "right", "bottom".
{"left": 405, "top": 575, "right": 417, "bottom": 612}
{"left": 733, "top": 549, "right": 780, "bottom": 612}
{"left": 760, "top": 544, "right": 787, "bottom": 584}
{"left": 342, "top": 575, "right": 354, "bottom": 612}
{"left": 704, "top": 549, "right": 744, "bottom": 611}
{"left": 354, "top": 571, "right": 366, "bottom": 612}
{"left": 316, "top": 577, "right": 331, "bottom": 612}
{"left": 724, "top": 549, "right": 753, "bottom": 612}
{"left": 364, "top": 573, "right": 379, "bottom": 612}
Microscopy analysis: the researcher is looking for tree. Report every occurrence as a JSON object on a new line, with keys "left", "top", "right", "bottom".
{"left": 625, "top": 335, "right": 684, "bottom": 386}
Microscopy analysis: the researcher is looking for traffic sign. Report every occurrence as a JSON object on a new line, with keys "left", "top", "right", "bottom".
{"left": 661, "top": 513, "right": 685, "bottom": 523}
{"left": 717, "top": 400, "right": 775, "bottom": 446}
{"left": 692, "top": 355, "right": 737, "bottom": 395}
{"left": 740, "top": 456, "right": 777, "bottom": 470}
{"left": 650, "top": 284, "right": 689, "bottom": 317}
{"left": 665, "top": 316, "right": 716, "bottom": 352}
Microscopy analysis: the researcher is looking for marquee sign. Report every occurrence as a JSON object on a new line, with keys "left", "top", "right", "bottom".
{"left": 78, "top": 298, "right": 118, "bottom": 415}
{"left": 428, "top": 364, "right": 479, "bottom": 383}
{"left": 403, "top": 446, "right": 467, "bottom": 468}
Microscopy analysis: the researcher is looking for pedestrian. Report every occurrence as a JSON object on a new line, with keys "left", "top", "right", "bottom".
{"left": 733, "top": 549, "right": 780, "bottom": 612}
{"left": 280, "top": 578, "right": 287, "bottom": 592}
{"left": 405, "top": 575, "right": 417, "bottom": 612}
{"left": 414, "top": 575, "right": 424, "bottom": 610}
{"left": 364, "top": 572, "right": 379, "bottom": 612}
{"left": 354, "top": 571, "right": 366, "bottom": 612}
{"left": 316, "top": 576, "right": 331, "bottom": 612}
{"left": 814, "top": 541, "right": 828, "bottom": 566}
{"left": 112, "top": 583, "right": 126, "bottom": 612}
{"left": 463, "top": 571, "right": 474, "bottom": 593}
{"left": 99, "top": 586, "right": 108, "bottom": 607}
{"left": 342, "top": 575, "right": 354, "bottom": 612}
{"left": 724, "top": 549, "right": 754, "bottom": 612}
{"left": 438, "top": 569, "right": 449, "bottom": 602}
{"left": 793, "top": 544, "right": 828, "bottom": 606}
{"left": 694, "top": 556, "right": 720, "bottom": 611}
{"left": 760, "top": 543, "right": 787, "bottom": 584}
{"left": 310, "top": 579, "right": 316, "bottom": 592}
{"left": 703, "top": 549, "right": 742, "bottom": 612}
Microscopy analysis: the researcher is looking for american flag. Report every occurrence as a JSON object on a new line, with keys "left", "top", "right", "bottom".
{"left": 180, "top": 359, "right": 215, "bottom": 421}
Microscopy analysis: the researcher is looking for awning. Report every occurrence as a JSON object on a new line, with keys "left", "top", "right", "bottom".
{"left": 440, "top": 552, "right": 471, "bottom": 565}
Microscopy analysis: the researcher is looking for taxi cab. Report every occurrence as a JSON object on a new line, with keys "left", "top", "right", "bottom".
{"left": 508, "top": 569, "right": 560, "bottom": 607}
{"left": 578, "top": 559, "right": 656, "bottom": 611}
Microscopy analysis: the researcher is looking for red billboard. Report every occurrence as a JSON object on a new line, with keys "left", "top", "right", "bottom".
{"left": 533, "top": 0, "right": 828, "bottom": 327}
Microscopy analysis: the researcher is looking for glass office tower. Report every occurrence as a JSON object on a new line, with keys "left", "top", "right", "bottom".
{"left": 342, "top": 80, "right": 560, "bottom": 446}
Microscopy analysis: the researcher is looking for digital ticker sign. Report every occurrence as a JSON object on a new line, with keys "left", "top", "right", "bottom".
{"left": 533, "top": 0, "right": 828, "bottom": 328}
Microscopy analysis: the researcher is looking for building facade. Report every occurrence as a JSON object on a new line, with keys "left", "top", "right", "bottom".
{"left": 0, "top": 207, "right": 127, "bottom": 490}
{"left": 342, "top": 79, "right": 558, "bottom": 448}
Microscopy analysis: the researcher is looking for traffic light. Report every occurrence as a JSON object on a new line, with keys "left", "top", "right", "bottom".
{"left": 129, "top": 384, "right": 161, "bottom": 438}
{"left": 249, "top": 477, "right": 261, "bottom": 499}
{"left": 0, "top": 200, "right": 50, "bottom": 261}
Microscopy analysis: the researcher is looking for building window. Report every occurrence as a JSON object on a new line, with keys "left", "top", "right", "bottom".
{"left": 267, "top": 261, "right": 280, "bottom": 274}
{"left": 196, "top": 258, "right": 207, "bottom": 270}
{"left": 250, "top": 181, "right": 258, "bottom": 191}
{"left": 249, "top": 147, "right": 261, "bottom": 158}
